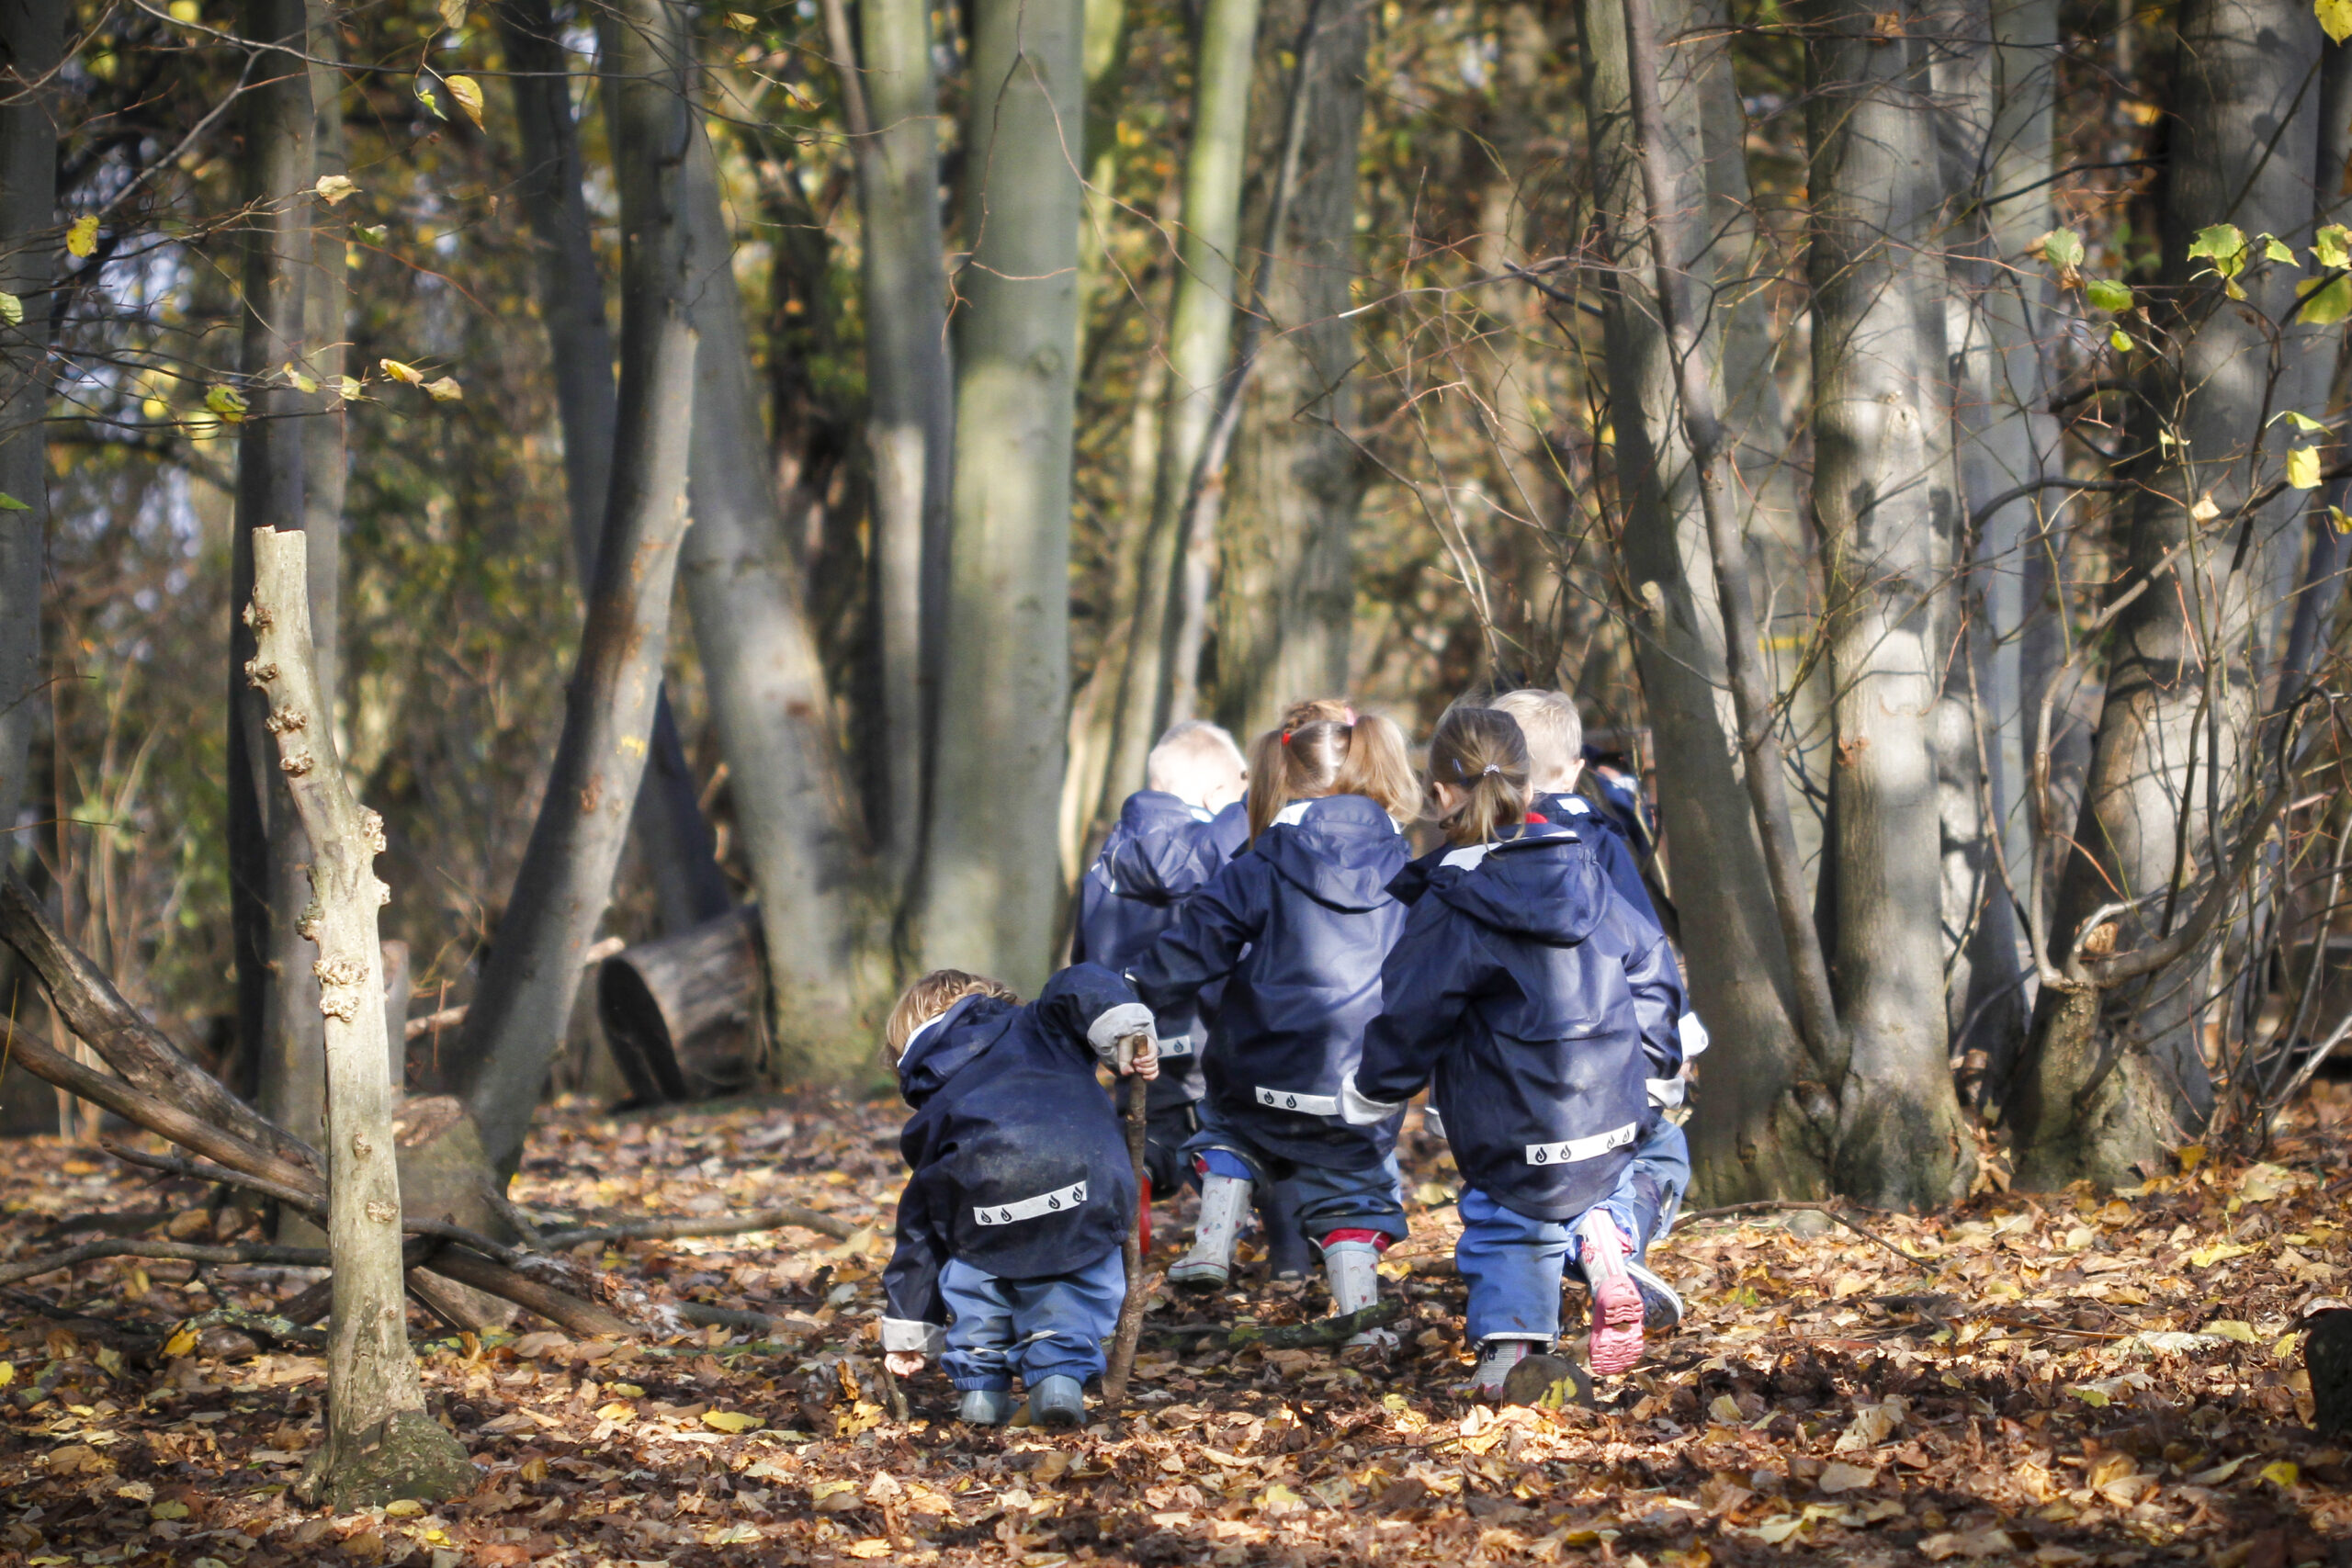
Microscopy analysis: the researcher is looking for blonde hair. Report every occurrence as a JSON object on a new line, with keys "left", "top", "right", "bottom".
{"left": 883, "top": 969, "right": 1018, "bottom": 1062}
{"left": 1245, "top": 698, "right": 1419, "bottom": 841}
{"left": 1489, "top": 689, "right": 1584, "bottom": 793}
{"left": 1147, "top": 719, "right": 1247, "bottom": 802}
{"left": 1429, "top": 705, "right": 1532, "bottom": 847}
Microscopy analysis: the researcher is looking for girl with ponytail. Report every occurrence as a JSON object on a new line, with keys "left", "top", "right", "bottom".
{"left": 1125, "top": 698, "right": 1419, "bottom": 1346}
{"left": 1341, "top": 705, "right": 1688, "bottom": 1393}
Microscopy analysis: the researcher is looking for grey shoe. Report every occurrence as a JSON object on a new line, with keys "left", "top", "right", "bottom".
{"left": 959, "top": 1387, "right": 1013, "bottom": 1427}
{"left": 1030, "top": 1375, "right": 1086, "bottom": 1430}
{"left": 1471, "top": 1338, "right": 1539, "bottom": 1399}
{"left": 1625, "top": 1258, "right": 1684, "bottom": 1331}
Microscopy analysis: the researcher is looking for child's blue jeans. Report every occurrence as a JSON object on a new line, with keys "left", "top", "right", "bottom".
{"left": 939, "top": 1248, "right": 1125, "bottom": 1392}
{"left": 1456, "top": 1187, "right": 1638, "bottom": 1345}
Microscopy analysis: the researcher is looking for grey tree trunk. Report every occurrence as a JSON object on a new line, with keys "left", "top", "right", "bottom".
{"left": 2004, "top": 0, "right": 2323, "bottom": 1190}
{"left": 1578, "top": 0, "right": 1827, "bottom": 1201}
{"left": 1211, "top": 0, "right": 1369, "bottom": 735}
{"left": 676, "top": 73, "right": 871, "bottom": 1075}
{"left": 831, "top": 0, "right": 952, "bottom": 893}
{"left": 456, "top": 0, "right": 700, "bottom": 1174}
{"left": 230, "top": 0, "right": 327, "bottom": 1149}
{"left": 0, "top": 0, "right": 59, "bottom": 838}
{"left": 493, "top": 0, "right": 731, "bottom": 937}
{"left": 303, "top": 0, "right": 345, "bottom": 711}
{"left": 1799, "top": 0, "right": 1973, "bottom": 1208}
{"left": 248, "top": 530, "right": 473, "bottom": 1511}
{"left": 918, "top": 0, "right": 1085, "bottom": 992}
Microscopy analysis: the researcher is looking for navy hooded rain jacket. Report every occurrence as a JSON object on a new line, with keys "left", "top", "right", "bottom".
{"left": 1347, "top": 824, "right": 1684, "bottom": 1221}
{"left": 1128, "top": 794, "right": 1409, "bottom": 1169}
{"left": 880, "top": 964, "right": 1144, "bottom": 1347}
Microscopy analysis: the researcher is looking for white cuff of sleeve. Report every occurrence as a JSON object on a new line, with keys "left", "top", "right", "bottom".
{"left": 1646, "top": 1076, "right": 1687, "bottom": 1109}
{"left": 1088, "top": 1002, "right": 1156, "bottom": 1064}
{"left": 1678, "top": 1011, "right": 1711, "bottom": 1058}
{"left": 880, "top": 1317, "right": 946, "bottom": 1355}
{"left": 1338, "top": 1070, "right": 1407, "bottom": 1126}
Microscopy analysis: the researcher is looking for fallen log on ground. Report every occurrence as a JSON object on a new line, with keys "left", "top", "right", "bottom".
{"left": 596, "top": 906, "right": 766, "bottom": 1103}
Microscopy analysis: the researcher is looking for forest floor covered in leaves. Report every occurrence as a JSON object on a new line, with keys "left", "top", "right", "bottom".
{"left": 2, "top": 1084, "right": 2349, "bottom": 1567}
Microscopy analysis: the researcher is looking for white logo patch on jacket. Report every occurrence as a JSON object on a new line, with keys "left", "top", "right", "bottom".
{"left": 1158, "top": 1032, "right": 1193, "bottom": 1058}
{"left": 1255, "top": 1086, "right": 1340, "bottom": 1116}
{"left": 973, "top": 1180, "right": 1088, "bottom": 1226}
{"left": 1525, "top": 1122, "right": 1638, "bottom": 1166}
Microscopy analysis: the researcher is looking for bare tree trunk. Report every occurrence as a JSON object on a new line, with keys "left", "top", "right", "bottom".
{"left": 677, "top": 73, "right": 870, "bottom": 1074}
{"left": 249, "top": 530, "right": 474, "bottom": 1510}
{"left": 826, "top": 0, "right": 951, "bottom": 897}
{"left": 303, "top": 0, "right": 345, "bottom": 711}
{"left": 230, "top": 0, "right": 326, "bottom": 1147}
{"left": 2005, "top": 0, "right": 2323, "bottom": 1190}
{"left": 917, "top": 0, "right": 1084, "bottom": 991}
{"left": 1211, "top": 0, "right": 1368, "bottom": 735}
{"left": 1077, "top": 0, "right": 1132, "bottom": 329}
{"left": 456, "top": 0, "right": 700, "bottom": 1174}
{"left": 1580, "top": 0, "right": 1829, "bottom": 1202}
{"left": 1800, "top": 0, "right": 1973, "bottom": 1208}
{"left": 494, "top": 0, "right": 731, "bottom": 937}
{"left": 0, "top": 0, "right": 59, "bottom": 835}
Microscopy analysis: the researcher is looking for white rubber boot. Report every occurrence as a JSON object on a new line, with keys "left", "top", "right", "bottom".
{"left": 1470, "top": 1337, "right": 1540, "bottom": 1399}
{"left": 1323, "top": 1240, "right": 1395, "bottom": 1349}
{"left": 1169, "top": 1173, "right": 1250, "bottom": 1291}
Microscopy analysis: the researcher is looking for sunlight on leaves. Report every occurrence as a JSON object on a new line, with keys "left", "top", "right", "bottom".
{"left": 313, "top": 174, "right": 358, "bottom": 206}
{"left": 446, "top": 74, "right": 484, "bottom": 129}
{"left": 2321, "top": 0, "right": 2352, "bottom": 43}
{"left": 64, "top": 215, "right": 98, "bottom": 259}
{"left": 2288, "top": 446, "right": 2323, "bottom": 491}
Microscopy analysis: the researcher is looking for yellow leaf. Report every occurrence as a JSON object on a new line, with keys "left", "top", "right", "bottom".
{"left": 607, "top": 1382, "right": 645, "bottom": 1399}
{"left": 702, "top": 1409, "right": 762, "bottom": 1433}
{"left": 2289, "top": 446, "right": 2322, "bottom": 491}
{"left": 846, "top": 1541, "right": 892, "bottom": 1559}
{"left": 446, "top": 75, "right": 484, "bottom": 129}
{"left": 313, "top": 174, "right": 358, "bottom": 206}
{"left": 594, "top": 1400, "right": 636, "bottom": 1423}
{"left": 379, "top": 358, "right": 424, "bottom": 387}
{"left": 383, "top": 1498, "right": 424, "bottom": 1517}
{"left": 204, "top": 384, "right": 249, "bottom": 423}
{"left": 65, "top": 215, "right": 97, "bottom": 258}
{"left": 1817, "top": 1461, "right": 1879, "bottom": 1494}
{"left": 1708, "top": 1393, "right": 1745, "bottom": 1427}
{"left": 2074, "top": 1385, "right": 2109, "bottom": 1407}
{"left": 334, "top": 375, "right": 364, "bottom": 404}
{"left": 437, "top": 0, "right": 465, "bottom": 27}
{"left": 2322, "top": 0, "right": 2352, "bottom": 44}
{"left": 283, "top": 364, "right": 317, "bottom": 394}
{"left": 166, "top": 0, "right": 198, "bottom": 17}
{"left": 2177, "top": 1143, "right": 2206, "bottom": 1172}
{"left": 164, "top": 1327, "right": 197, "bottom": 1359}
{"left": 0, "top": 291, "right": 19, "bottom": 326}
{"left": 2188, "top": 1242, "right": 2256, "bottom": 1269}
{"left": 1749, "top": 1513, "right": 1804, "bottom": 1544}
{"left": 2261, "top": 1461, "right": 2300, "bottom": 1488}
{"left": 150, "top": 1500, "right": 189, "bottom": 1520}
{"left": 423, "top": 376, "right": 463, "bottom": 402}
{"left": 2204, "top": 1319, "right": 2256, "bottom": 1343}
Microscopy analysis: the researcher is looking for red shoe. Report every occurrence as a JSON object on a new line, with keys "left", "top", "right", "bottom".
{"left": 1578, "top": 1212, "right": 1644, "bottom": 1376}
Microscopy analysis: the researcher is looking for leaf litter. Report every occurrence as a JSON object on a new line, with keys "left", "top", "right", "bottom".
{"left": 1, "top": 1084, "right": 2349, "bottom": 1565}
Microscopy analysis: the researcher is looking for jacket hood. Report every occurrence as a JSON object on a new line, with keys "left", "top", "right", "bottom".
{"left": 1254, "top": 794, "right": 1408, "bottom": 912}
{"left": 897, "top": 993, "right": 1017, "bottom": 1107}
{"left": 1100, "top": 790, "right": 1222, "bottom": 904}
{"left": 1399, "top": 824, "right": 1609, "bottom": 943}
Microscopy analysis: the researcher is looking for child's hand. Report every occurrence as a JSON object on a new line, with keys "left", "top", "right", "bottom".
{"left": 1116, "top": 1031, "right": 1159, "bottom": 1080}
{"left": 885, "top": 1351, "right": 925, "bottom": 1378}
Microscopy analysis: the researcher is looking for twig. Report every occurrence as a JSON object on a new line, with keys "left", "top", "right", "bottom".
{"left": 1679, "top": 1200, "right": 1932, "bottom": 1275}
{"left": 876, "top": 1356, "right": 910, "bottom": 1421}
{"left": 536, "top": 1205, "right": 858, "bottom": 1249}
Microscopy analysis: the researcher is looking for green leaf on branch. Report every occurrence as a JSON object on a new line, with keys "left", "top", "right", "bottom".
{"left": 0, "top": 493, "right": 29, "bottom": 513}
{"left": 0, "top": 292, "right": 19, "bottom": 326}
{"left": 2086, "top": 278, "right": 2134, "bottom": 312}
{"left": 2288, "top": 446, "right": 2323, "bottom": 491}
{"left": 2189, "top": 223, "right": 2249, "bottom": 297}
{"left": 2273, "top": 411, "right": 2329, "bottom": 434}
{"left": 2329, "top": 506, "right": 2352, "bottom": 536}
{"left": 2109, "top": 326, "right": 2134, "bottom": 353}
{"left": 2299, "top": 275, "right": 2352, "bottom": 325}
{"left": 204, "top": 384, "right": 248, "bottom": 423}
{"left": 2036, "top": 228, "right": 2086, "bottom": 274}
{"left": 2265, "top": 235, "right": 2299, "bottom": 265}
{"left": 2316, "top": 224, "right": 2352, "bottom": 270}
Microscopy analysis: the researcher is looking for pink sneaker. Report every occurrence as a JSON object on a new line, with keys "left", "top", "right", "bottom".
{"left": 1578, "top": 1212, "right": 1645, "bottom": 1376}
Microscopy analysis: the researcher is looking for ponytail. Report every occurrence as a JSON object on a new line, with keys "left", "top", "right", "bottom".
{"left": 1245, "top": 698, "right": 1419, "bottom": 841}
{"left": 1427, "top": 705, "right": 1532, "bottom": 847}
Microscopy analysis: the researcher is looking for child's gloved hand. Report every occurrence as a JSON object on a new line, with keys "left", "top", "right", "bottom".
{"left": 885, "top": 1351, "right": 925, "bottom": 1378}
{"left": 1116, "top": 1031, "right": 1159, "bottom": 1080}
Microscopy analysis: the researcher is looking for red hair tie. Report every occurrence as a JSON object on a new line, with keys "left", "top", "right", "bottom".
{"left": 1280, "top": 730, "right": 1293, "bottom": 746}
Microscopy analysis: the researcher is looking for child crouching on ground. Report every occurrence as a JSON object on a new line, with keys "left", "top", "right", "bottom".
{"left": 1343, "top": 705, "right": 1684, "bottom": 1392}
{"left": 878, "top": 964, "right": 1158, "bottom": 1428}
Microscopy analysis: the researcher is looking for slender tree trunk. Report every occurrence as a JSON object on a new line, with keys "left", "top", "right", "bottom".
{"left": 304, "top": 0, "right": 345, "bottom": 712}
{"left": 230, "top": 0, "right": 326, "bottom": 1147}
{"left": 456, "top": 0, "right": 700, "bottom": 1174}
{"left": 918, "top": 0, "right": 1085, "bottom": 991}
{"left": 1800, "top": 0, "right": 1973, "bottom": 1208}
{"left": 1579, "top": 0, "right": 1827, "bottom": 1201}
{"left": 0, "top": 0, "right": 59, "bottom": 836}
{"left": 676, "top": 72, "right": 870, "bottom": 1073}
{"left": 1077, "top": 0, "right": 1132, "bottom": 333}
{"left": 494, "top": 0, "right": 730, "bottom": 936}
{"left": 1211, "top": 0, "right": 1368, "bottom": 735}
{"left": 248, "top": 531, "right": 473, "bottom": 1510}
{"left": 831, "top": 0, "right": 952, "bottom": 895}
{"left": 2005, "top": 0, "right": 2323, "bottom": 1190}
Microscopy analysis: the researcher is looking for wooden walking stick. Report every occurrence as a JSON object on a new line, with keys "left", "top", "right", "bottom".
{"left": 1102, "top": 1075, "right": 1153, "bottom": 1404}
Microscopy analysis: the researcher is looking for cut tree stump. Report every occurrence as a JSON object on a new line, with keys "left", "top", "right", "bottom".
{"left": 596, "top": 905, "right": 766, "bottom": 1102}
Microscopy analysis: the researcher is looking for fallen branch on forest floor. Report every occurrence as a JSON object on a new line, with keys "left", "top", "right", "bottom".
{"left": 0, "top": 1238, "right": 342, "bottom": 1291}
{"left": 536, "top": 1205, "right": 859, "bottom": 1249}
{"left": 1144, "top": 1298, "right": 1406, "bottom": 1352}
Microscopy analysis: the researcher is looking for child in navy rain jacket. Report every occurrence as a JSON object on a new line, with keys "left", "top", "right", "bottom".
{"left": 1070, "top": 721, "right": 1250, "bottom": 1206}
{"left": 877, "top": 964, "right": 1159, "bottom": 1428}
{"left": 1343, "top": 705, "right": 1684, "bottom": 1393}
{"left": 1490, "top": 688, "right": 1706, "bottom": 1331}
{"left": 1126, "top": 699, "right": 1421, "bottom": 1346}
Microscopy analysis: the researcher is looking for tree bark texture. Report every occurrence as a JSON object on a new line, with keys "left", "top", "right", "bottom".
{"left": 842, "top": 0, "right": 953, "bottom": 894}
{"left": 456, "top": 0, "right": 699, "bottom": 1174}
{"left": 1799, "top": 0, "right": 1973, "bottom": 1207}
{"left": 494, "top": 0, "right": 731, "bottom": 939}
{"left": 0, "top": 0, "right": 57, "bottom": 841}
{"left": 1211, "top": 0, "right": 1368, "bottom": 736}
{"left": 677, "top": 77, "right": 869, "bottom": 1074}
{"left": 1578, "top": 0, "right": 1826, "bottom": 1202}
{"left": 303, "top": 0, "right": 345, "bottom": 710}
{"left": 2005, "top": 0, "right": 2324, "bottom": 1190}
{"left": 919, "top": 0, "right": 1085, "bottom": 992}
{"left": 247, "top": 528, "right": 474, "bottom": 1509}
{"left": 230, "top": 0, "right": 326, "bottom": 1147}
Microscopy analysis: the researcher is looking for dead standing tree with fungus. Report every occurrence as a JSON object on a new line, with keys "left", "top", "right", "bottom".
{"left": 243, "top": 527, "right": 475, "bottom": 1508}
